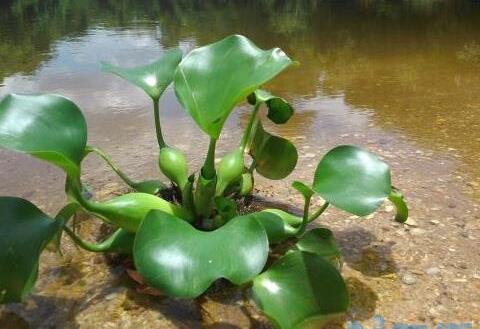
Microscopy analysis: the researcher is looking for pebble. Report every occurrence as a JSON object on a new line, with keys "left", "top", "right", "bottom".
{"left": 426, "top": 267, "right": 441, "bottom": 276}
{"left": 404, "top": 218, "right": 419, "bottom": 227}
{"left": 429, "top": 220, "right": 440, "bottom": 225}
{"left": 402, "top": 273, "right": 417, "bottom": 285}
{"left": 410, "top": 228, "right": 426, "bottom": 236}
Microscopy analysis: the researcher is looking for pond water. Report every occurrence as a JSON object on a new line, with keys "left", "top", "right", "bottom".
{"left": 1, "top": 1, "right": 480, "bottom": 328}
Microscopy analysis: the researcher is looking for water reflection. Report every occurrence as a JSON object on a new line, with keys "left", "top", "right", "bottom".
{"left": 1, "top": 0, "right": 480, "bottom": 206}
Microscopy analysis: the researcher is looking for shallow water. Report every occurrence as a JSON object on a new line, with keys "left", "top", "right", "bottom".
{"left": 1, "top": 0, "right": 480, "bottom": 328}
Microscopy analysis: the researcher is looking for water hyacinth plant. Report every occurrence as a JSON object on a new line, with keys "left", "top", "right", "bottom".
{"left": 0, "top": 35, "right": 408, "bottom": 328}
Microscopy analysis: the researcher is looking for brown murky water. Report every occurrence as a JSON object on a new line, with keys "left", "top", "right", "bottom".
{"left": 1, "top": 1, "right": 480, "bottom": 328}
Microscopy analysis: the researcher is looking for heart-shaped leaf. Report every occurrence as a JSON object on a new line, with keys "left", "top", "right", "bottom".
{"left": 252, "top": 251, "right": 349, "bottom": 329}
{"left": 250, "top": 121, "right": 298, "bottom": 180}
{"left": 0, "top": 197, "right": 62, "bottom": 303}
{"left": 134, "top": 210, "right": 269, "bottom": 298}
{"left": 248, "top": 89, "right": 294, "bottom": 124}
{"left": 0, "top": 94, "right": 87, "bottom": 178}
{"left": 174, "top": 34, "right": 293, "bottom": 138}
{"left": 313, "top": 145, "right": 391, "bottom": 216}
{"left": 293, "top": 228, "right": 343, "bottom": 270}
{"left": 101, "top": 48, "right": 182, "bottom": 100}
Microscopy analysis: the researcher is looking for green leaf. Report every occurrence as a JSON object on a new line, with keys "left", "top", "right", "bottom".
{"left": 250, "top": 121, "right": 298, "bottom": 180}
{"left": 252, "top": 251, "right": 349, "bottom": 329}
{"left": 0, "top": 197, "right": 62, "bottom": 303}
{"left": 313, "top": 145, "right": 391, "bottom": 216}
{"left": 131, "top": 180, "right": 166, "bottom": 195}
{"left": 248, "top": 89, "right": 294, "bottom": 124}
{"left": 292, "top": 181, "right": 315, "bottom": 200}
{"left": 101, "top": 48, "right": 182, "bottom": 100}
{"left": 251, "top": 209, "right": 301, "bottom": 244}
{"left": 0, "top": 94, "right": 87, "bottom": 178}
{"left": 293, "top": 228, "right": 343, "bottom": 270}
{"left": 388, "top": 187, "right": 409, "bottom": 223}
{"left": 174, "top": 34, "right": 293, "bottom": 138}
{"left": 134, "top": 210, "right": 269, "bottom": 298}
{"left": 86, "top": 193, "right": 194, "bottom": 232}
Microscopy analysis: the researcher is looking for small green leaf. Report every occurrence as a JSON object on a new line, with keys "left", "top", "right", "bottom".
{"left": 87, "top": 193, "right": 194, "bottom": 232}
{"left": 215, "top": 196, "right": 238, "bottom": 223}
{"left": 131, "top": 180, "right": 166, "bottom": 195}
{"left": 252, "top": 251, "right": 349, "bottom": 329}
{"left": 388, "top": 187, "right": 409, "bottom": 223}
{"left": 101, "top": 48, "right": 182, "bottom": 100}
{"left": 0, "top": 94, "right": 87, "bottom": 178}
{"left": 293, "top": 228, "right": 343, "bottom": 270}
{"left": 248, "top": 89, "right": 294, "bottom": 124}
{"left": 250, "top": 121, "right": 298, "bottom": 180}
{"left": 313, "top": 145, "right": 391, "bottom": 216}
{"left": 251, "top": 209, "right": 301, "bottom": 244}
{"left": 134, "top": 210, "right": 269, "bottom": 298}
{"left": 292, "top": 181, "right": 315, "bottom": 200}
{"left": 174, "top": 35, "right": 293, "bottom": 138}
{"left": 0, "top": 197, "right": 62, "bottom": 303}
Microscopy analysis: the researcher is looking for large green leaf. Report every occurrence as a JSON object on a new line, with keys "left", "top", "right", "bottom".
{"left": 252, "top": 251, "right": 349, "bottom": 329}
{"left": 0, "top": 197, "right": 62, "bottom": 303}
{"left": 174, "top": 34, "right": 293, "bottom": 138}
{"left": 101, "top": 48, "right": 182, "bottom": 100}
{"left": 248, "top": 89, "right": 294, "bottom": 124}
{"left": 250, "top": 121, "right": 298, "bottom": 180}
{"left": 312, "top": 145, "right": 391, "bottom": 216}
{"left": 0, "top": 94, "right": 87, "bottom": 178}
{"left": 293, "top": 228, "right": 343, "bottom": 270}
{"left": 134, "top": 210, "right": 269, "bottom": 298}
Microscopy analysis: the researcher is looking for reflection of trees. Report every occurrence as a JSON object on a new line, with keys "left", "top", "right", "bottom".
{"left": 2, "top": 0, "right": 480, "bottom": 175}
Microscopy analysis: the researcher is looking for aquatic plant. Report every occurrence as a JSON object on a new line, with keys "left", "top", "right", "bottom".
{"left": 0, "top": 35, "right": 408, "bottom": 328}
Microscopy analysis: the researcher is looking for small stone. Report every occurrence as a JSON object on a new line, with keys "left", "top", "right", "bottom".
{"left": 426, "top": 267, "right": 440, "bottom": 276}
{"left": 429, "top": 220, "right": 440, "bottom": 225}
{"left": 402, "top": 273, "right": 417, "bottom": 285}
{"left": 410, "top": 228, "right": 426, "bottom": 236}
{"left": 404, "top": 218, "right": 418, "bottom": 227}
{"left": 385, "top": 205, "right": 394, "bottom": 212}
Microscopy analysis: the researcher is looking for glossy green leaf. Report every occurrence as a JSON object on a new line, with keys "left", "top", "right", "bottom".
{"left": 131, "top": 180, "right": 166, "bottom": 195}
{"left": 293, "top": 228, "right": 343, "bottom": 270}
{"left": 86, "top": 193, "right": 194, "bottom": 232}
{"left": 0, "top": 197, "right": 62, "bottom": 303}
{"left": 388, "top": 187, "right": 409, "bottom": 223}
{"left": 313, "top": 145, "right": 392, "bottom": 216}
{"left": 250, "top": 121, "right": 298, "bottom": 180}
{"left": 134, "top": 210, "right": 269, "bottom": 298}
{"left": 292, "top": 181, "right": 315, "bottom": 200}
{"left": 248, "top": 89, "right": 294, "bottom": 124}
{"left": 0, "top": 94, "right": 87, "bottom": 178}
{"left": 101, "top": 48, "right": 182, "bottom": 100}
{"left": 174, "top": 34, "right": 293, "bottom": 138}
{"left": 251, "top": 209, "right": 301, "bottom": 244}
{"left": 252, "top": 251, "right": 349, "bottom": 329}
